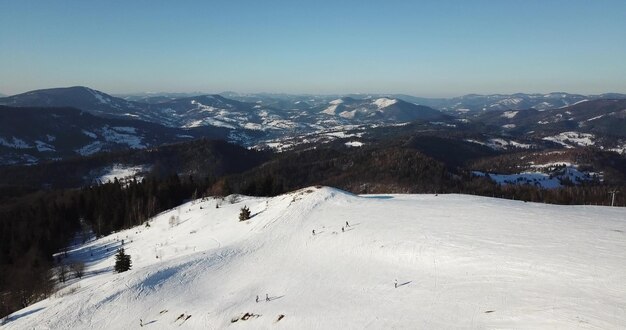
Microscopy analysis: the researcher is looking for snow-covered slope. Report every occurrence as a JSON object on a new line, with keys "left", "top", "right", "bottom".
{"left": 319, "top": 97, "right": 447, "bottom": 122}
{"left": 5, "top": 187, "right": 626, "bottom": 329}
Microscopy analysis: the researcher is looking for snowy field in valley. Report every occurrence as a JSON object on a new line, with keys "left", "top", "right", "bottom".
{"left": 96, "top": 164, "right": 145, "bottom": 184}
{"left": 4, "top": 187, "right": 626, "bottom": 329}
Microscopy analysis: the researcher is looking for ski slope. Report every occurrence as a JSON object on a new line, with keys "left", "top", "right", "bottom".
{"left": 4, "top": 187, "right": 626, "bottom": 329}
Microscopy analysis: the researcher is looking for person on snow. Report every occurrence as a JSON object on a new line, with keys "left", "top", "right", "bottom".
{"left": 256, "top": 295, "right": 259, "bottom": 303}
{"left": 345, "top": 221, "right": 350, "bottom": 227}
{"left": 312, "top": 229, "right": 316, "bottom": 236}
{"left": 266, "top": 293, "right": 270, "bottom": 302}
{"left": 394, "top": 279, "right": 398, "bottom": 288}
{"left": 341, "top": 227, "right": 344, "bottom": 233}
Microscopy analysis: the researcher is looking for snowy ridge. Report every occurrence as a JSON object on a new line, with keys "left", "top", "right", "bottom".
{"left": 5, "top": 187, "right": 626, "bottom": 329}
{"left": 372, "top": 97, "right": 398, "bottom": 109}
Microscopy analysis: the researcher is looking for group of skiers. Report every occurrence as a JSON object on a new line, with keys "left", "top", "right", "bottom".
{"left": 256, "top": 294, "right": 270, "bottom": 303}
{"left": 312, "top": 221, "right": 350, "bottom": 236}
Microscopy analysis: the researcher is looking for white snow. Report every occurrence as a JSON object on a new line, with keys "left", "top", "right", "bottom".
{"left": 110, "top": 126, "right": 137, "bottom": 134}
{"left": 339, "top": 110, "right": 357, "bottom": 119}
{"left": 507, "top": 140, "right": 532, "bottom": 149}
{"left": 87, "top": 88, "right": 111, "bottom": 105}
{"left": 501, "top": 111, "right": 518, "bottom": 118}
{"left": 542, "top": 132, "right": 595, "bottom": 148}
{"left": 184, "top": 118, "right": 237, "bottom": 130}
{"left": 243, "top": 123, "right": 264, "bottom": 131}
{"left": 5, "top": 187, "right": 626, "bottom": 329}
{"left": 76, "top": 141, "right": 103, "bottom": 156}
{"left": 321, "top": 104, "right": 341, "bottom": 115}
{"left": 559, "top": 99, "right": 589, "bottom": 108}
{"left": 473, "top": 165, "right": 601, "bottom": 189}
{"left": 102, "top": 126, "right": 145, "bottom": 149}
{"left": 324, "top": 131, "right": 362, "bottom": 139}
{"left": 263, "top": 141, "right": 293, "bottom": 152}
{"left": 474, "top": 171, "right": 564, "bottom": 189}
{"left": 344, "top": 141, "right": 363, "bottom": 147}
{"left": 191, "top": 101, "right": 219, "bottom": 114}
{"left": 529, "top": 162, "right": 572, "bottom": 169}
{"left": 182, "top": 120, "right": 204, "bottom": 128}
{"left": 0, "top": 137, "right": 31, "bottom": 149}
{"left": 465, "top": 139, "right": 532, "bottom": 150}
{"left": 372, "top": 97, "right": 398, "bottom": 109}
{"left": 430, "top": 121, "right": 457, "bottom": 128}
{"left": 97, "top": 164, "right": 145, "bottom": 184}
{"left": 82, "top": 130, "right": 98, "bottom": 139}
{"left": 35, "top": 140, "right": 55, "bottom": 152}
{"left": 501, "top": 124, "right": 516, "bottom": 129}
{"left": 533, "top": 101, "right": 554, "bottom": 110}
{"left": 586, "top": 114, "right": 605, "bottom": 121}
{"left": 499, "top": 97, "right": 522, "bottom": 106}
{"left": 329, "top": 99, "right": 344, "bottom": 105}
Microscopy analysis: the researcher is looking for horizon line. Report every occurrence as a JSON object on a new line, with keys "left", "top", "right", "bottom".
{"left": 2, "top": 85, "right": 626, "bottom": 99}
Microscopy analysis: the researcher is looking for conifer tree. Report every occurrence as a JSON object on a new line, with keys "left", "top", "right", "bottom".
{"left": 239, "top": 206, "right": 251, "bottom": 221}
{"left": 114, "top": 248, "right": 132, "bottom": 273}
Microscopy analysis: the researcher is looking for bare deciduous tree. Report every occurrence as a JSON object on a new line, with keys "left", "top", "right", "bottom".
{"left": 70, "top": 262, "right": 85, "bottom": 279}
{"left": 57, "top": 264, "right": 68, "bottom": 284}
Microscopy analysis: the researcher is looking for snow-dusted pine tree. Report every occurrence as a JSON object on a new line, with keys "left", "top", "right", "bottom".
{"left": 239, "top": 206, "right": 251, "bottom": 221}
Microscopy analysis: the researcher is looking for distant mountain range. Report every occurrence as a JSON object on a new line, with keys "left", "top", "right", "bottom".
{"left": 476, "top": 99, "right": 626, "bottom": 137}
{"left": 1, "top": 86, "right": 625, "bottom": 166}
{"left": 0, "top": 86, "right": 451, "bottom": 142}
{"left": 0, "top": 105, "right": 229, "bottom": 165}
{"left": 216, "top": 91, "right": 626, "bottom": 113}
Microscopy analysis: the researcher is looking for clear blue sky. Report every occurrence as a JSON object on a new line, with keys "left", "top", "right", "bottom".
{"left": 1, "top": 0, "right": 625, "bottom": 97}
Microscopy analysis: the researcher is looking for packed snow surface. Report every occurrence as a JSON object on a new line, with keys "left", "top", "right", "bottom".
{"left": 5, "top": 187, "right": 626, "bottom": 329}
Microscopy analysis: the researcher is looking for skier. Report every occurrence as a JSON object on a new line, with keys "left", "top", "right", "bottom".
{"left": 341, "top": 227, "right": 344, "bottom": 233}
{"left": 312, "top": 229, "right": 316, "bottom": 236}
{"left": 140, "top": 319, "right": 143, "bottom": 327}
{"left": 256, "top": 295, "right": 259, "bottom": 303}
{"left": 266, "top": 293, "right": 270, "bottom": 302}
{"left": 345, "top": 221, "right": 350, "bottom": 227}
{"left": 394, "top": 279, "right": 398, "bottom": 288}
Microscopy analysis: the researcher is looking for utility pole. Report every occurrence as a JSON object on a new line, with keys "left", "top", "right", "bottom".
{"left": 608, "top": 189, "right": 619, "bottom": 207}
